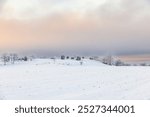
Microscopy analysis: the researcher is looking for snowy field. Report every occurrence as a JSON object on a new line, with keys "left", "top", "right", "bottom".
{"left": 0, "top": 59, "right": 150, "bottom": 100}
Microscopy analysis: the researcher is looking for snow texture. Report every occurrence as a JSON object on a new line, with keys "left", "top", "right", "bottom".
{"left": 0, "top": 59, "right": 150, "bottom": 100}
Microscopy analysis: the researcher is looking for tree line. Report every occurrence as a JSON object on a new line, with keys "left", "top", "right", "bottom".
{"left": 1, "top": 53, "right": 29, "bottom": 65}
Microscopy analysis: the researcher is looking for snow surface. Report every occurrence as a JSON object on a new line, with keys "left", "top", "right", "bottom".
{"left": 0, "top": 59, "right": 150, "bottom": 100}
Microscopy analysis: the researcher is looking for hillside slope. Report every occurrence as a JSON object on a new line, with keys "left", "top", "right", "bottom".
{"left": 0, "top": 59, "right": 150, "bottom": 100}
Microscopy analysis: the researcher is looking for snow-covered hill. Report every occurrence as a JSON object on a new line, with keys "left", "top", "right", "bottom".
{"left": 0, "top": 59, "right": 150, "bottom": 100}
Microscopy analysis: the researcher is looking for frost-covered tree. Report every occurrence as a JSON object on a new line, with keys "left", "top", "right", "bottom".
{"left": 102, "top": 56, "right": 113, "bottom": 65}
{"left": 1, "top": 54, "right": 10, "bottom": 65}
{"left": 10, "top": 53, "right": 18, "bottom": 64}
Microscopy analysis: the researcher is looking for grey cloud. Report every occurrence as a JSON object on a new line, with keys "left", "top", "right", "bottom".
{"left": 96, "top": 0, "right": 150, "bottom": 22}
{"left": 0, "top": 0, "right": 150, "bottom": 56}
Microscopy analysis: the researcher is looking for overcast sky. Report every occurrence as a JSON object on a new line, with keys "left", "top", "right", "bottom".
{"left": 0, "top": 0, "right": 150, "bottom": 55}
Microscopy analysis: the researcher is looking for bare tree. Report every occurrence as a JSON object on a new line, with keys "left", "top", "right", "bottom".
{"left": 10, "top": 53, "right": 18, "bottom": 64}
{"left": 1, "top": 54, "right": 10, "bottom": 65}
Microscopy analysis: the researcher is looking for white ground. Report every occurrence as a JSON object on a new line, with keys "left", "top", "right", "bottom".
{"left": 0, "top": 59, "right": 150, "bottom": 100}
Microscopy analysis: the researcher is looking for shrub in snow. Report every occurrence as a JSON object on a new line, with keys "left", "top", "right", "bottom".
{"left": 102, "top": 56, "right": 113, "bottom": 65}
{"left": 80, "top": 61, "right": 83, "bottom": 65}
{"left": 89, "top": 57, "right": 94, "bottom": 60}
{"left": 140, "top": 63, "right": 147, "bottom": 66}
{"left": 76, "top": 56, "right": 81, "bottom": 61}
{"left": 61, "top": 55, "right": 65, "bottom": 60}
{"left": 114, "top": 60, "right": 124, "bottom": 66}
{"left": 51, "top": 57, "right": 55, "bottom": 59}
{"left": 22, "top": 56, "right": 28, "bottom": 61}
{"left": 124, "top": 63, "right": 131, "bottom": 66}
